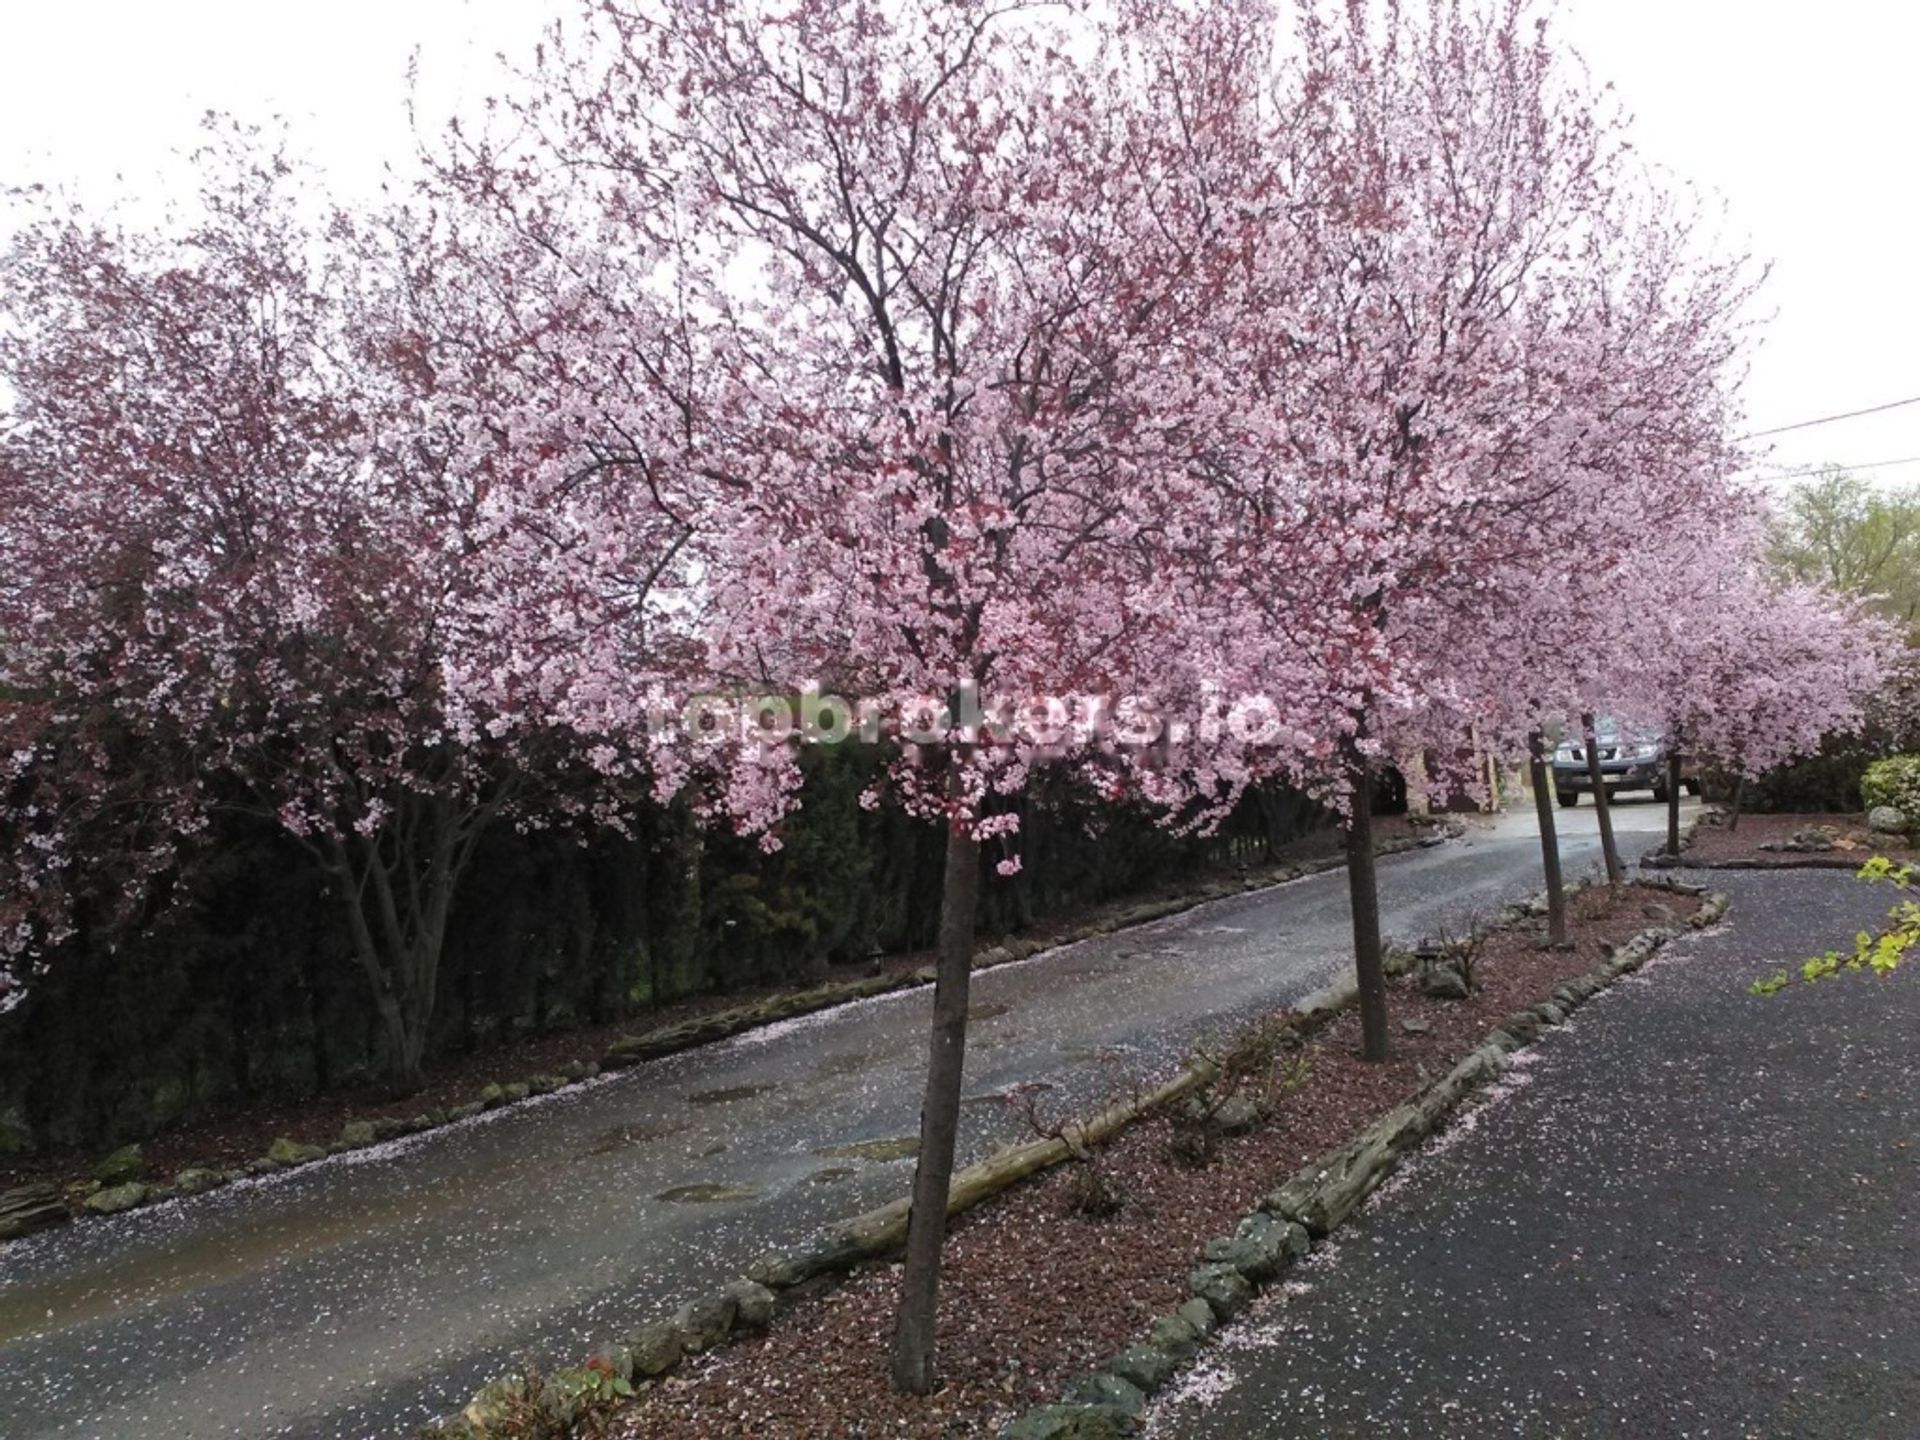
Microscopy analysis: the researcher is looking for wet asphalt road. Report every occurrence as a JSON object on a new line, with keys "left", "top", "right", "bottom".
{"left": 1149, "top": 866, "right": 1920, "bottom": 1440}
{"left": 0, "top": 799, "right": 1689, "bottom": 1439}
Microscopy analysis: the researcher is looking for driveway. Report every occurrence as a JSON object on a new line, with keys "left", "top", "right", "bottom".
{"left": 0, "top": 797, "right": 1692, "bottom": 1439}
{"left": 1148, "top": 865, "right": 1918, "bottom": 1439}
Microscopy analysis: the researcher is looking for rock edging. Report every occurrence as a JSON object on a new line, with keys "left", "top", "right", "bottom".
{"left": 992, "top": 885, "right": 1732, "bottom": 1439}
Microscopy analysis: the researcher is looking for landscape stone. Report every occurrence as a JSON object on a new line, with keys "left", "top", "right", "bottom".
{"left": 1176, "top": 1296, "right": 1218, "bottom": 1338}
{"left": 265, "top": 1136, "right": 326, "bottom": 1168}
{"left": 449, "top": 1101, "right": 485, "bottom": 1122}
{"left": 723, "top": 1278, "right": 777, "bottom": 1329}
{"left": 478, "top": 1083, "right": 506, "bottom": 1108}
{"left": 337, "top": 1120, "right": 378, "bottom": 1148}
{"left": 173, "top": 1167, "right": 225, "bottom": 1196}
{"left": 92, "top": 1143, "right": 145, "bottom": 1185}
{"left": 83, "top": 1182, "right": 150, "bottom": 1215}
{"left": 624, "top": 1319, "right": 684, "bottom": 1377}
{"left": 1203, "top": 1211, "right": 1307, "bottom": 1281}
{"left": 1145, "top": 1311, "right": 1203, "bottom": 1360}
{"left": 1420, "top": 965, "right": 1471, "bottom": 1000}
{"left": 672, "top": 1291, "right": 738, "bottom": 1352}
{"left": 1188, "top": 1263, "right": 1253, "bottom": 1318}
{"left": 1105, "top": 1344, "right": 1179, "bottom": 1393}
{"left": 999, "top": 1404, "right": 1133, "bottom": 1440}
{"left": 1867, "top": 805, "right": 1908, "bottom": 835}
{"left": 1061, "top": 1373, "right": 1147, "bottom": 1417}
{"left": 0, "top": 1182, "right": 70, "bottom": 1239}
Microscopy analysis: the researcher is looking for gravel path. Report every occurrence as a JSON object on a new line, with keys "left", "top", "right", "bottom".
{"left": 1150, "top": 867, "right": 1920, "bottom": 1440}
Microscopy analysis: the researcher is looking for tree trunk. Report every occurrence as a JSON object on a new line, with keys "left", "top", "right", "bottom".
{"left": 1528, "top": 730, "right": 1569, "bottom": 948}
{"left": 1728, "top": 773, "right": 1746, "bottom": 832}
{"left": 890, "top": 806, "right": 983, "bottom": 1394}
{"left": 1666, "top": 749, "right": 1684, "bottom": 857}
{"left": 1344, "top": 757, "right": 1390, "bottom": 1063}
{"left": 322, "top": 790, "right": 484, "bottom": 1098}
{"left": 1582, "top": 713, "right": 1625, "bottom": 887}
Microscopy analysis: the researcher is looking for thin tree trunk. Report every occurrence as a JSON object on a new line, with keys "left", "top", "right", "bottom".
{"left": 1666, "top": 750, "right": 1684, "bottom": 857}
{"left": 1582, "top": 713, "right": 1625, "bottom": 887}
{"left": 1528, "top": 730, "right": 1569, "bottom": 947}
{"left": 890, "top": 801, "right": 983, "bottom": 1394}
{"left": 1345, "top": 756, "right": 1390, "bottom": 1063}
{"left": 1728, "top": 773, "right": 1746, "bottom": 832}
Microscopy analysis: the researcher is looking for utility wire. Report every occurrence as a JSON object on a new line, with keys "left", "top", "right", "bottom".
{"left": 1741, "top": 394, "right": 1920, "bottom": 440}
{"left": 1756, "top": 454, "right": 1920, "bottom": 483}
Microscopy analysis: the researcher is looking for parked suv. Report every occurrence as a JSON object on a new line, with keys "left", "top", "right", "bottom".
{"left": 1551, "top": 720, "right": 1701, "bottom": 807}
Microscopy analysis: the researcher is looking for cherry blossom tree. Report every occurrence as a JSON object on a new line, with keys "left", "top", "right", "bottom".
{"left": 485, "top": 0, "right": 1285, "bottom": 1390}
{"left": 0, "top": 133, "right": 719, "bottom": 1088}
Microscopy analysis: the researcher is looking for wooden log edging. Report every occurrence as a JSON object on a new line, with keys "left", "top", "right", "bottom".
{"left": 993, "top": 888, "right": 1732, "bottom": 1440}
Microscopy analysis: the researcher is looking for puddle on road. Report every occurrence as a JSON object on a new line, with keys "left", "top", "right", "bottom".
{"left": 585, "top": 1120, "right": 691, "bottom": 1156}
{"left": 816, "top": 1135, "right": 920, "bottom": 1162}
{"left": 960, "top": 1080, "right": 1053, "bottom": 1110}
{"left": 967, "top": 1001, "right": 1012, "bottom": 1021}
{"left": 0, "top": 1169, "right": 493, "bottom": 1346}
{"left": 813, "top": 1052, "right": 874, "bottom": 1079}
{"left": 806, "top": 1167, "right": 855, "bottom": 1186}
{"left": 684, "top": 1083, "right": 778, "bottom": 1106}
{"left": 655, "top": 1182, "right": 761, "bottom": 1204}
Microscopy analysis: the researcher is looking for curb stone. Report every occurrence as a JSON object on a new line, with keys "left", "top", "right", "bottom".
{"left": 993, "top": 886, "right": 1731, "bottom": 1437}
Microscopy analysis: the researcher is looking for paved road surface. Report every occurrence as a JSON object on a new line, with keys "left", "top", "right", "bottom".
{"left": 1149, "top": 866, "right": 1919, "bottom": 1440}
{"left": 0, "top": 798, "right": 1692, "bottom": 1438}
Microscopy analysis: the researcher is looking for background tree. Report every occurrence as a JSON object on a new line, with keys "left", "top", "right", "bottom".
{"left": 1770, "top": 468, "right": 1920, "bottom": 639}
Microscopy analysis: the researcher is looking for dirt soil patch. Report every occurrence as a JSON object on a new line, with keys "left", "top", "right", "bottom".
{"left": 611, "top": 881, "right": 1691, "bottom": 1439}
{"left": 1684, "top": 811, "right": 1914, "bottom": 869}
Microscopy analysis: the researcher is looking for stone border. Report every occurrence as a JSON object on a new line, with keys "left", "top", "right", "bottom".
{"left": 993, "top": 884, "right": 1732, "bottom": 1438}
{"left": 1639, "top": 808, "right": 1705, "bottom": 868}
{"left": 3, "top": 828, "right": 1456, "bottom": 1243}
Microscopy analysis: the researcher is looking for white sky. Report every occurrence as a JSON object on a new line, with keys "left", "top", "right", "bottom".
{"left": 3, "top": 0, "right": 1916, "bottom": 488}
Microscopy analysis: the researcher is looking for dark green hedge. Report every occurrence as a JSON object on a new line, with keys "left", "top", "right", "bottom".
{"left": 0, "top": 752, "right": 1330, "bottom": 1152}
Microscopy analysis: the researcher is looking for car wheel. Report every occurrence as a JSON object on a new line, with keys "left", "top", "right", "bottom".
{"left": 1652, "top": 781, "right": 1670, "bottom": 804}
{"left": 1684, "top": 778, "right": 1702, "bottom": 797}
{"left": 1556, "top": 791, "right": 1578, "bottom": 807}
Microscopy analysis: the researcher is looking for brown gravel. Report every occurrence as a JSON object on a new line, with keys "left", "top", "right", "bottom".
{"left": 1684, "top": 810, "right": 1913, "bottom": 868}
{"left": 0, "top": 818, "right": 1434, "bottom": 1197}
{"left": 613, "top": 881, "right": 1690, "bottom": 1439}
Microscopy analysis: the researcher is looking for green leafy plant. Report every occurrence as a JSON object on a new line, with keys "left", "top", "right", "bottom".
{"left": 1861, "top": 754, "right": 1920, "bottom": 829}
{"left": 1751, "top": 856, "right": 1918, "bottom": 995}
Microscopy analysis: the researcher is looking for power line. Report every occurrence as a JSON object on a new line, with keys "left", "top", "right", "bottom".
{"left": 1756, "top": 454, "right": 1920, "bottom": 484}
{"left": 1741, "top": 394, "right": 1920, "bottom": 440}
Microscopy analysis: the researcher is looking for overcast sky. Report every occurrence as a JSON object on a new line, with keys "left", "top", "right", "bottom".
{"left": 4, "top": 0, "right": 1915, "bottom": 488}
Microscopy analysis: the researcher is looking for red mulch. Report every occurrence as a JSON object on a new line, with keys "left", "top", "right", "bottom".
{"left": 614, "top": 882, "right": 1687, "bottom": 1438}
{"left": 0, "top": 819, "right": 1439, "bottom": 1196}
{"left": 1685, "top": 811, "right": 1914, "bottom": 869}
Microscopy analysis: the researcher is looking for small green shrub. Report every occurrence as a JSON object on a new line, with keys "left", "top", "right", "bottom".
{"left": 1861, "top": 755, "right": 1920, "bottom": 827}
